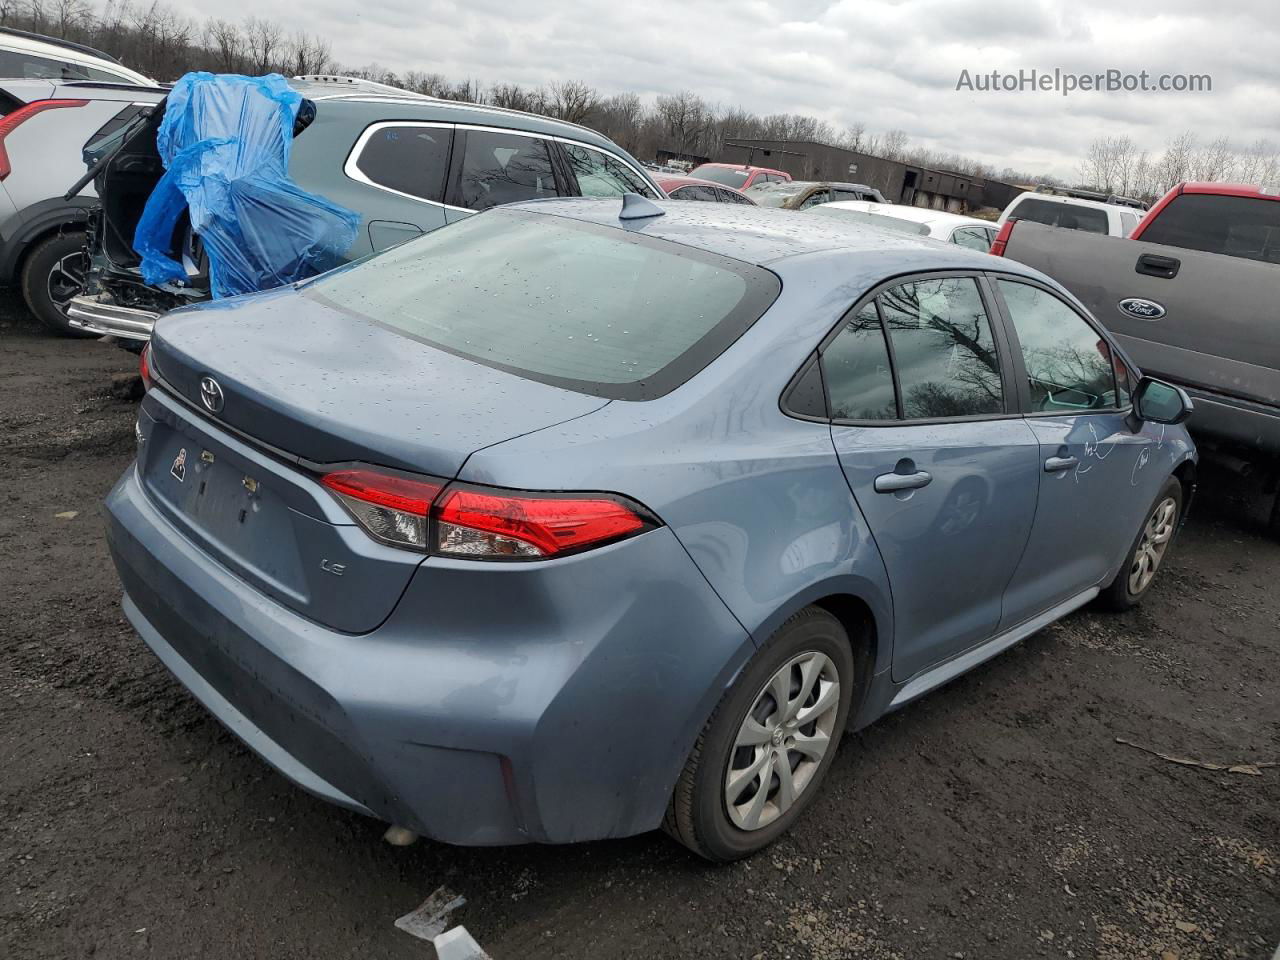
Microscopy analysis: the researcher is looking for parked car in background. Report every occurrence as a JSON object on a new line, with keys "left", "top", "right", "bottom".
{"left": 688, "top": 162, "right": 790, "bottom": 191}
{"left": 0, "top": 78, "right": 165, "bottom": 334}
{"left": 0, "top": 27, "right": 153, "bottom": 85}
{"left": 66, "top": 75, "right": 663, "bottom": 342}
{"left": 107, "top": 198, "right": 1194, "bottom": 863}
{"left": 653, "top": 174, "right": 755, "bottom": 204}
{"left": 811, "top": 200, "right": 997, "bottom": 250}
{"left": 995, "top": 181, "right": 1279, "bottom": 535}
{"left": 746, "top": 180, "right": 886, "bottom": 210}
{"left": 999, "top": 190, "right": 1144, "bottom": 237}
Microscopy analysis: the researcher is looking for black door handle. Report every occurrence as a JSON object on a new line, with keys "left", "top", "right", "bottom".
{"left": 1136, "top": 253, "right": 1179, "bottom": 279}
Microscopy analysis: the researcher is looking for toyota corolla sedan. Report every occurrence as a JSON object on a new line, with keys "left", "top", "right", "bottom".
{"left": 105, "top": 197, "right": 1196, "bottom": 861}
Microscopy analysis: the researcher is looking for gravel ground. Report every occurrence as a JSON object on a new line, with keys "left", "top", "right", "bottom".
{"left": 2, "top": 295, "right": 1277, "bottom": 960}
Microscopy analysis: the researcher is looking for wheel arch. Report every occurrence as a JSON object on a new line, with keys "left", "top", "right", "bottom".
{"left": 2, "top": 200, "right": 94, "bottom": 285}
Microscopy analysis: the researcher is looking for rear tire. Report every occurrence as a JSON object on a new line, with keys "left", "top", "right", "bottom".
{"left": 20, "top": 230, "right": 92, "bottom": 337}
{"left": 1100, "top": 476, "right": 1183, "bottom": 611}
{"left": 663, "top": 606, "right": 855, "bottom": 862}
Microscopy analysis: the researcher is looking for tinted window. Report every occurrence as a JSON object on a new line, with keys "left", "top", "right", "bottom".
{"left": 562, "top": 143, "right": 656, "bottom": 198}
{"left": 0, "top": 49, "right": 89, "bottom": 80}
{"left": 832, "top": 188, "right": 869, "bottom": 202}
{"left": 1011, "top": 198, "right": 1108, "bottom": 234}
{"left": 799, "top": 189, "right": 830, "bottom": 209}
{"left": 305, "top": 209, "right": 779, "bottom": 400}
{"left": 458, "top": 130, "right": 559, "bottom": 211}
{"left": 670, "top": 184, "right": 719, "bottom": 202}
{"left": 823, "top": 302, "right": 897, "bottom": 420}
{"left": 83, "top": 103, "right": 148, "bottom": 159}
{"left": 950, "top": 226, "right": 992, "bottom": 251}
{"left": 718, "top": 188, "right": 753, "bottom": 205}
{"left": 355, "top": 124, "right": 453, "bottom": 203}
{"left": 878, "top": 277, "right": 1004, "bottom": 419}
{"left": 998, "top": 280, "right": 1123, "bottom": 411}
{"left": 1141, "top": 193, "right": 1280, "bottom": 264}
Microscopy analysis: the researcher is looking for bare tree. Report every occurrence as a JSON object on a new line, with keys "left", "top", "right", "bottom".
{"left": 243, "top": 15, "right": 282, "bottom": 74}
{"left": 655, "top": 91, "right": 711, "bottom": 156}
{"left": 881, "top": 128, "right": 909, "bottom": 161}
{"left": 545, "top": 79, "right": 598, "bottom": 125}
{"left": 842, "top": 121, "right": 866, "bottom": 152}
{"left": 204, "top": 18, "right": 243, "bottom": 73}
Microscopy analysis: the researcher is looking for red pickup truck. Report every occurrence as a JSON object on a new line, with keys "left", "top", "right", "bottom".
{"left": 993, "top": 181, "right": 1280, "bottom": 536}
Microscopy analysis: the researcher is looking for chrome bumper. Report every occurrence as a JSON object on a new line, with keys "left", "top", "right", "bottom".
{"left": 67, "top": 296, "right": 160, "bottom": 341}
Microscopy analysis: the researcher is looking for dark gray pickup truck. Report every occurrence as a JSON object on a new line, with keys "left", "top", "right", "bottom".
{"left": 995, "top": 181, "right": 1279, "bottom": 534}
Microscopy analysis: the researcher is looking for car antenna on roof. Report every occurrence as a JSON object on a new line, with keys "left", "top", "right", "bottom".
{"left": 619, "top": 192, "right": 665, "bottom": 221}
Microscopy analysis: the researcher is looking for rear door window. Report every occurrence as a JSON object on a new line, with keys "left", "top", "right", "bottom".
{"left": 352, "top": 123, "right": 454, "bottom": 203}
{"left": 560, "top": 143, "right": 656, "bottom": 198}
{"left": 799, "top": 189, "right": 830, "bottom": 209}
{"left": 877, "top": 277, "right": 1005, "bottom": 419}
{"left": 1140, "top": 193, "right": 1280, "bottom": 264}
{"left": 1010, "top": 198, "right": 1108, "bottom": 234}
{"left": 0, "top": 49, "right": 89, "bottom": 79}
{"left": 455, "top": 129, "right": 561, "bottom": 211}
{"left": 304, "top": 208, "right": 780, "bottom": 400}
{"left": 717, "top": 188, "right": 753, "bottom": 204}
{"left": 822, "top": 302, "right": 898, "bottom": 420}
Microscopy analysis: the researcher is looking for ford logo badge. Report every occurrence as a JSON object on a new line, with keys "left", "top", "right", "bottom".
{"left": 1118, "top": 297, "right": 1166, "bottom": 321}
{"left": 199, "top": 376, "right": 225, "bottom": 413}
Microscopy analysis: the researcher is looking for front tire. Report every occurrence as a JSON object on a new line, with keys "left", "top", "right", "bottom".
{"left": 20, "top": 230, "right": 92, "bottom": 337}
{"left": 664, "top": 606, "right": 855, "bottom": 862}
{"left": 1100, "top": 476, "right": 1183, "bottom": 610}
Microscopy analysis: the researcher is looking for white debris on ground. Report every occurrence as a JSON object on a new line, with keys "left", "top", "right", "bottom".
{"left": 393, "top": 886, "right": 466, "bottom": 941}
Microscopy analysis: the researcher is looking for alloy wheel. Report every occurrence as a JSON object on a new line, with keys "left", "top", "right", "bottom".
{"left": 1128, "top": 495, "right": 1178, "bottom": 596}
{"left": 724, "top": 651, "right": 840, "bottom": 831}
{"left": 47, "top": 251, "right": 87, "bottom": 312}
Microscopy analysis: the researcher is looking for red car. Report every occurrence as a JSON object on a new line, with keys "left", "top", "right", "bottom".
{"left": 687, "top": 163, "right": 791, "bottom": 192}
{"left": 653, "top": 175, "right": 756, "bottom": 205}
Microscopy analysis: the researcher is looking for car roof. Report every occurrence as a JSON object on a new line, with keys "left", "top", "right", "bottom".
{"left": 305, "top": 91, "right": 622, "bottom": 151}
{"left": 1008, "top": 191, "right": 1129, "bottom": 214}
{"left": 820, "top": 201, "right": 992, "bottom": 229}
{"left": 502, "top": 197, "right": 1030, "bottom": 270}
{"left": 693, "top": 162, "right": 788, "bottom": 174}
{"left": 656, "top": 174, "right": 743, "bottom": 192}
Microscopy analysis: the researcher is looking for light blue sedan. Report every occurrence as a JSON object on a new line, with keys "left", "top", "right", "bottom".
{"left": 106, "top": 197, "right": 1196, "bottom": 861}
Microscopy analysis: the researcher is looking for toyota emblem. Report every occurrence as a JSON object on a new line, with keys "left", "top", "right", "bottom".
{"left": 199, "top": 376, "right": 225, "bottom": 413}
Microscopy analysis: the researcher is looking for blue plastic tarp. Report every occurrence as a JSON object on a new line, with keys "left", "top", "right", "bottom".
{"left": 134, "top": 72, "right": 360, "bottom": 299}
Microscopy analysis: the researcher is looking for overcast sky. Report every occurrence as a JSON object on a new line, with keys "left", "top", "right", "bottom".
{"left": 175, "top": 0, "right": 1277, "bottom": 178}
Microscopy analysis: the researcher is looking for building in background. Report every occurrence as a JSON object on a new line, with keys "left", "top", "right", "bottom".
{"left": 718, "top": 138, "right": 1020, "bottom": 214}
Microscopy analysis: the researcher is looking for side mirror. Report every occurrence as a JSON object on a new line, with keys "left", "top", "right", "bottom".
{"left": 1133, "top": 376, "right": 1193, "bottom": 425}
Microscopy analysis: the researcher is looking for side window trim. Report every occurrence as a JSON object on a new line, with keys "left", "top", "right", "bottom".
{"left": 343, "top": 120, "right": 464, "bottom": 210}
{"left": 812, "top": 270, "right": 1019, "bottom": 427}
{"left": 983, "top": 271, "right": 1135, "bottom": 416}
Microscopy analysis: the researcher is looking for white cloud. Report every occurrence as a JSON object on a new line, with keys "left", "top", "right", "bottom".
{"left": 171, "top": 0, "right": 1278, "bottom": 178}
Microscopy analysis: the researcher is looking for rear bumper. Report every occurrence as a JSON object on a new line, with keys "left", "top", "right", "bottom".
{"left": 105, "top": 464, "right": 753, "bottom": 845}
{"left": 67, "top": 295, "right": 159, "bottom": 340}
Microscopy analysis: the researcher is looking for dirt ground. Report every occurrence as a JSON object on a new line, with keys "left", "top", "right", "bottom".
{"left": 2, "top": 294, "right": 1277, "bottom": 960}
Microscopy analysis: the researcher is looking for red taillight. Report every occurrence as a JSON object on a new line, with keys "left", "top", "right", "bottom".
{"left": 139, "top": 343, "right": 153, "bottom": 390}
{"left": 989, "top": 219, "right": 1015, "bottom": 256}
{"left": 321, "top": 469, "right": 445, "bottom": 550}
{"left": 0, "top": 99, "right": 87, "bottom": 179}
{"left": 319, "top": 467, "right": 655, "bottom": 558}
{"left": 434, "top": 486, "right": 651, "bottom": 559}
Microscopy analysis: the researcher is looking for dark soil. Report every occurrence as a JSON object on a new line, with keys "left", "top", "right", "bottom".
{"left": 2, "top": 294, "right": 1277, "bottom": 960}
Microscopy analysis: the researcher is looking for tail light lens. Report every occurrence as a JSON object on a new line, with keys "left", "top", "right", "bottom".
{"left": 138, "top": 343, "right": 153, "bottom": 390}
{"left": 434, "top": 485, "right": 652, "bottom": 559}
{"left": 0, "top": 99, "right": 87, "bottom": 179}
{"left": 989, "top": 219, "right": 1015, "bottom": 256}
{"left": 320, "top": 467, "right": 656, "bottom": 559}
{"left": 321, "top": 469, "right": 444, "bottom": 550}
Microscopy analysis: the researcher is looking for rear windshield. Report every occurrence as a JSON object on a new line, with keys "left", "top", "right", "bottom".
{"left": 1010, "top": 198, "right": 1109, "bottom": 234}
{"left": 1141, "top": 193, "right": 1280, "bottom": 264}
{"left": 692, "top": 166, "right": 750, "bottom": 187}
{"left": 305, "top": 209, "right": 780, "bottom": 400}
